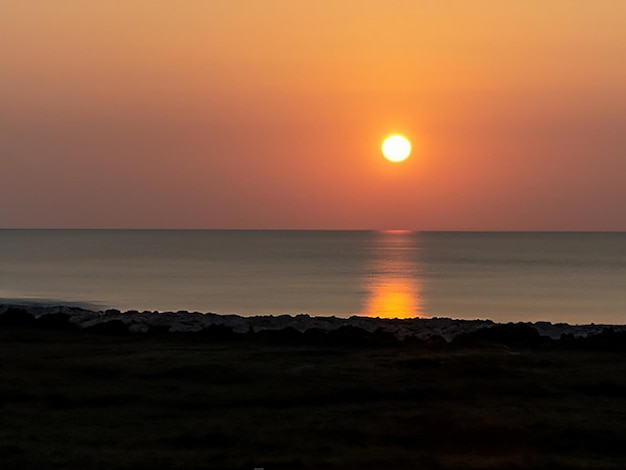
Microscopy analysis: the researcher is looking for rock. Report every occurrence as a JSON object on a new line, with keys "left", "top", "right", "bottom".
{"left": 2, "top": 303, "right": 626, "bottom": 347}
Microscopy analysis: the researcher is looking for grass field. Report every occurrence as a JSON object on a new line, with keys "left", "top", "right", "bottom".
{"left": 2, "top": 326, "right": 626, "bottom": 469}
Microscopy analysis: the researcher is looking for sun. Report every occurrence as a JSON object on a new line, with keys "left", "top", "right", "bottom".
{"left": 382, "top": 135, "right": 411, "bottom": 162}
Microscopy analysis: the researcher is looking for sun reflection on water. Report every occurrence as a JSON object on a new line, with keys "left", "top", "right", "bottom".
{"left": 363, "top": 277, "right": 420, "bottom": 319}
{"left": 362, "top": 231, "right": 422, "bottom": 319}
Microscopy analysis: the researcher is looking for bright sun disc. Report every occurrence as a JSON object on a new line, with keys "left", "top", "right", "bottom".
{"left": 382, "top": 135, "right": 411, "bottom": 162}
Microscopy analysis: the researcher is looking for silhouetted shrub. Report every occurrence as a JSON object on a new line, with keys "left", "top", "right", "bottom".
{"left": 0, "top": 308, "right": 36, "bottom": 328}
{"left": 36, "top": 313, "right": 76, "bottom": 331}
{"left": 577, "top": 328, "right": 626, "bottom": 351}
{"left": 453, "top": 323, "right": 544, "bottom": 348}
{"left": 145, "top": 324, "right": 172, "bottom": 336}
{"left": 198, "top": 324, "right": 238, "bottom": 342}
{"left": 402, "top": 335, "right": 426, "bottom": 347}
{"left": 83, "top": 320, "right": 129, "bottom": 335}
{"left": 327, "top": 325, "right": 371, "bottom": 346}
{"left": 255, "top": 327, "right": 302, "bottom": 345}
{"left": 301, "top": 328, "right": 329, "bottom": 345}
{"left": 370, "top": 327, "right": 399, "bottom": 347}
{"left": 425, "top": 335, "right": 448, "bottom": 348}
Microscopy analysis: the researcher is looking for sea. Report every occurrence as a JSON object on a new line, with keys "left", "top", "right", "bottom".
{"left": 1, "top": 230, "right": 625, "bottom": 325}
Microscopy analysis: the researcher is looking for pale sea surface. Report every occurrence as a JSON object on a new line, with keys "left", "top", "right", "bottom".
{"left": 1, "top": 230, "right": 625, "bottom": 324}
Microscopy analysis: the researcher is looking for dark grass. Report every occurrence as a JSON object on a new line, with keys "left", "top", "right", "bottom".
{"left": 2, "top": 327, "right": 626, "bottom": 469}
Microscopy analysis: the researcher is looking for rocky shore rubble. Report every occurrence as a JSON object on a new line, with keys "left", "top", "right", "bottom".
{"left": 1, "top": 304, "right": 624, "bottom": 343}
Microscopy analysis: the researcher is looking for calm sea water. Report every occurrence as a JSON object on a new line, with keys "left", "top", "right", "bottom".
{"left": 1, "top": 230, "right": 625, "bottom": 324}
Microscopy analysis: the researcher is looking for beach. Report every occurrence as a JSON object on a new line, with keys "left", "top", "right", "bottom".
{"left": 3, "top": 305, "right": 626, "bottom": 469}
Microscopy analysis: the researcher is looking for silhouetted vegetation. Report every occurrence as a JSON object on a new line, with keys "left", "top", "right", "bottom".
{"left": 2, "top": 311, "right": 626, "bottom": 468}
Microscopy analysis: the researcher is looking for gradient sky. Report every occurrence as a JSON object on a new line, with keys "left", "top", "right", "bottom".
{"left": 2, "top": 1, "right": 626, "bottom": 230}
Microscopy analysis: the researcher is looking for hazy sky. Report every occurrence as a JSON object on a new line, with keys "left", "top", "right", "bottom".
{"left": 2, "top": 1, "right": 626, "bottom": 230}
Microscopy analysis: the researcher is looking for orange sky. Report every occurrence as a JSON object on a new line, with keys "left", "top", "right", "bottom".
{"left": 2, "top": 1, "right": 626, "bottom": 230}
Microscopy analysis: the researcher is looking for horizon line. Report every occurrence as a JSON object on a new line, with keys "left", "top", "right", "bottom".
{"left": 1, "top": 228, "right": 625, "bottom": 234}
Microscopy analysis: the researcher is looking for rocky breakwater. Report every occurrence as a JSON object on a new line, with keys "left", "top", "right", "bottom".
{"left": 2, "top": 303, "right": 626, "bottom": 348}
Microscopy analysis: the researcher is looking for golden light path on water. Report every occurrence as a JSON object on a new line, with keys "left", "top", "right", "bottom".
{"left": 362, "top": 230, "right": 422, "bottom": 319}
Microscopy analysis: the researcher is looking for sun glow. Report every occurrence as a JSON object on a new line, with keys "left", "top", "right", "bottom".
{"left": 382, "top": 135, "right": 411, "bottom": 162}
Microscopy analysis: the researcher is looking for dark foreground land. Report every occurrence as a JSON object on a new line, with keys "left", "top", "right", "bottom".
{"left": 2, "top": 317, "right": 626, "bottom": 469}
